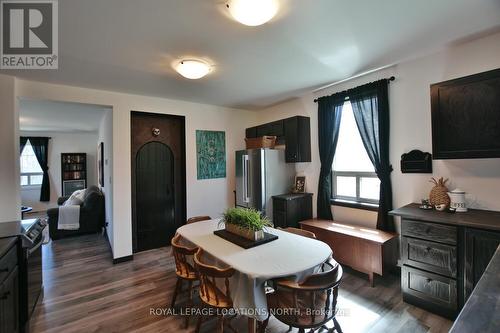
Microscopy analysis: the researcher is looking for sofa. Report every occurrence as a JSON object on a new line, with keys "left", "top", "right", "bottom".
{"left": 47, "top": 185, "right": 105, "bottom": 240}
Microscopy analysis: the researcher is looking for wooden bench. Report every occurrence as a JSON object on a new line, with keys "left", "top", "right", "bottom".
{"left": 300, "top": 219, "right": 397, "bottom": 287}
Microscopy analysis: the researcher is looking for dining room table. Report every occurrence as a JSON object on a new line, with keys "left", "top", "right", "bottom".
{"left": 176, "top": 219, "right": 334, "bottom": 333}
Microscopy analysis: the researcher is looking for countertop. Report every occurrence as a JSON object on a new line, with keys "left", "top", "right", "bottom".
{"left": 272, "top": 193, "right": 313, "bottom": 200}
{"left": 449, "top": 245, "right": 500, "bottom": 333}
{"left": 390, "top": 203, "right": 500, "bottom": 231}
{"left": 0, "top": 219, "right": 39, "bottom": 239}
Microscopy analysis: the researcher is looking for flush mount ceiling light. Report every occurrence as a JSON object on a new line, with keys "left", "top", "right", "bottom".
{"left": 174, "top": 59, "right": 212, "bottom": 79}
{"left": 227, "top": 0, "right": 279, "bottom": 26}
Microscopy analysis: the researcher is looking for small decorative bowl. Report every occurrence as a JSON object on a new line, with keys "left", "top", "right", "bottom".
{"left": 435, "top": 204, "right": 447, "bottom": 211}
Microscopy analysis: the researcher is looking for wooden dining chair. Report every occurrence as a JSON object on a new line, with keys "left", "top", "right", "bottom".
{"left": 278, "top": 226, "right": 316, "bottom": 239}
{"left": 193, "top": 248, "right": 237, "bottom": 333}
{"left": 187, "top": 215, "right": 212, "bottom": 224}
{"left": 261, "top": 259, "right": 343, "bottom": 333}
{"left": 170, "top": 234, "right": 199, "bottom": 328}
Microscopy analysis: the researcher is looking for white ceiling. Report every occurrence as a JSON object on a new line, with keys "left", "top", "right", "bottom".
{"left": 4, "top": 0, "right": 500, "bottom": 109}
{"left": 19, "top": 99, "right": 109, "bottom": 132}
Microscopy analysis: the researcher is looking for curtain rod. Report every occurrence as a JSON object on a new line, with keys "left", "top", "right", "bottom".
{"left": 313, "top": 76, "right": 395, "bottom": 103}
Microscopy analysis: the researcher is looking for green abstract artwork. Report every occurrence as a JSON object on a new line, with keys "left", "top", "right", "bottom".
{"left": 196, "top": 130, "right": 226, "bottom": 180}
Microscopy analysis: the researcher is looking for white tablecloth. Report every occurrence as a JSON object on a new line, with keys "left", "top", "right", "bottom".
{"left": 176, "top": 219, "right": 333, "bottom": 320}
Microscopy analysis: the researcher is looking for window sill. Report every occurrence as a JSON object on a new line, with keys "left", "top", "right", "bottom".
{"left": 21, "top": 185, "right": 41, "bottom": 191}
{"left": 330, "top": 199, "right": 379, "bottom": 212}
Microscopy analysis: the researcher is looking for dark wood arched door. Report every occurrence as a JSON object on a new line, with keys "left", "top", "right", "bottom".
{"left": 131, "top": 112, "right": 186, "bottom": 253}
{"left": 135, "top": 142, "right": 175, "bottom": 250}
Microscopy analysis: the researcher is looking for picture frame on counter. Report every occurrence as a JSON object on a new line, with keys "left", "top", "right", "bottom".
{"left": 294, "top": 176, "right": 306, "bottom": 193}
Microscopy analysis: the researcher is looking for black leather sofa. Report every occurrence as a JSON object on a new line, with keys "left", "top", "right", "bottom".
{"left": 47, "top": 185, "right": 105, "bottom": 240}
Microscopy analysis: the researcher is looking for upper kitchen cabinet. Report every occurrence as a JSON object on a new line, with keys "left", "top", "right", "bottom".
{"left": 284, "top": 116, "right": 311, "bottom": 163}
{"left": 245, "top": 116, "right": 311, "bottom": 163}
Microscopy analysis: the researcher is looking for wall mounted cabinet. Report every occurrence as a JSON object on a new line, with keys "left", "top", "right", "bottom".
{"left": 246, "top": 116, "right": 311, "bottom": 163}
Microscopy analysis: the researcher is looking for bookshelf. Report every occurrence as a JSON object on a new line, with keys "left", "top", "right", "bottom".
{"left": 61, "top": 153, "right": 87, "bottom": 196}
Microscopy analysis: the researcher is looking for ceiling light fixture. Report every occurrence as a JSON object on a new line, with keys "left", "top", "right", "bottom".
{"left": 174, "top": 59, "right": 212, "bottom": 79}
{"left": 227, "top": 0, "right": 279, "bottom": 26}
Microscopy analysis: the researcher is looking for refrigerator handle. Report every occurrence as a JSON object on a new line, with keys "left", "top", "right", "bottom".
{"left": 243, "top": 155, "right": 250, "bottom": 203}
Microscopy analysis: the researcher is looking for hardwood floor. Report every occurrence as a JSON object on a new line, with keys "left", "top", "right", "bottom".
{"left": 31, "top": 234, "right": 453, "bottom": 333}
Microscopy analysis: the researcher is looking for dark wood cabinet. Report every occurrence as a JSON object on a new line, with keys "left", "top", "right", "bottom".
{"left": 402, "top": 236, "right": 457, "bottom": 278}
{"left": 0, "top": 267, "right": 19, "bottom": 333}
{"left": 284, "top": 116, "right": 311, "bottom": 163}
{"left": 402, "top": 265, "right": 457, "bottom": 318}
{"left": 0, "top": 238, "right": 19, "bottom": 333}
{"left": 392, "top": 204, "right": 500, "bottom": 319}
{"left": 245, "top": 116, "right": 311, "bottom": 163}
{"left": 400, "top": 217, "right": 459, "bottom": 318}
{"left": 272, "top": 193, "right": 313, "bottom": 228}
{"left": 245, "top": 127, "right": 257, "bottom": 139}
{"left": 464, "top": 228, "right": 500, "bottom": 300}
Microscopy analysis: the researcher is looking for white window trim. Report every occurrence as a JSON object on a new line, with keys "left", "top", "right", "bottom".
{"left": 21, "top": 172, "right": 44, "bottom": 187}
{"left": 332, "top": 170, "right": 379, "bottom": 205}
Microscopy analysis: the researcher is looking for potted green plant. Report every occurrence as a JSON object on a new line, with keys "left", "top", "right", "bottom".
{"left": 220, "top": 207, "right": 271, "bottom": 241}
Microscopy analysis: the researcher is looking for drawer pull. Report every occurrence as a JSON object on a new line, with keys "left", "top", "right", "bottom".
{"left": 426, "top": 278, "right": 433, "bottom": 284}
{"left": 425, "top": 227, "right": 432, "bottom": 234}
{"left": 0, "top": 291, "right": 10, "bottom": 300}
{"left": 0, "top": 268, "right": 8, "bottom": 273}
{"left": 426, "top": 247, "right": 432, "bottom": 252}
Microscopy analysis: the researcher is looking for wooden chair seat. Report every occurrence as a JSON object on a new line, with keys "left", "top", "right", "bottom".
{"left": 194, "top": 248, "right": 236, "bottom": 333}
{"left": 278, "top": 227, "right": 316, "bottom": 239}
{"left": 267, "top": 288, "right": 332, "bottom": 326}
{"left": 187, "top": 215, "right": 212, "bottom": 224}
{"left": 175, "top": 261, "right": 198, "bottom": 280}
{"left": 170, "top": 234, "right": 199, "bottom": 328}
{"left": 261, "top": 259, "right": 343, "bottom": 333}
{"left": 199, "top": 278, "right": 233, "bottom": 308}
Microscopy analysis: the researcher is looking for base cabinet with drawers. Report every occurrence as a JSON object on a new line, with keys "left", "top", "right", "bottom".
{"left": 0, "top": 237, "right": 19, "bottom": 333}
{"left": 392, "top": 204, "right": 500, "bottom": 319}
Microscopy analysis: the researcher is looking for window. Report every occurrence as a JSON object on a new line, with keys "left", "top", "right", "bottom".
{"left": 20, "top": 140, "right": 43, "bottom": 186}
{"left": 332, "top": 101, "right": 380, "bottom": 205}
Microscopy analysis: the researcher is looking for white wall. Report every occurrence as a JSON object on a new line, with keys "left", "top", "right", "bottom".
{"left": 20, "top": 130, "right": 99, "bottom": 212}
{"left": 0, "top": 74, "right": 20, "bottom": 222}
{"left": 255, "top": 31, "right": 500, "bottom": 230}
{"left": 98, "top": 110, "right": 114, "bottom": 249}
{"left": 11, "top": 80, "right": 256, "bottom": 258}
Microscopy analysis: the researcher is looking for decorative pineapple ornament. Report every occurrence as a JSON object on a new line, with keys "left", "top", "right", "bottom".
{"left": 429, "top": 177, "right": 450, "bottom": 207}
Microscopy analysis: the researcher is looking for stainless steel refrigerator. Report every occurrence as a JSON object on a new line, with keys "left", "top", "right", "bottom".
{"left": 235, "top": 148, "right": 294, "bottom": 220}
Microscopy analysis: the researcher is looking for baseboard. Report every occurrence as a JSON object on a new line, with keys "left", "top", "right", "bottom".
{"left": 103, "top": 227, "right": 113, "bottom": 255}
{"left": 384, "top": 263, "right": 401, "bottom": 275}
{"left": 113, "top": 255, "right": 133, "bottom": 264}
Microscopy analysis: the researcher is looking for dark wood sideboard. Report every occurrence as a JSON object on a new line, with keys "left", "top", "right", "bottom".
{"left": 390, "top": 203, "right": 500, "bottom": 319}
{"left": 272, "top": 193, "right": 313, "bottom": 228}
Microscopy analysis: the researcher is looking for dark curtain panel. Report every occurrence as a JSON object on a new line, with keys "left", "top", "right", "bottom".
{"left": 28, "top": 137, "right": 50, "bottom": 202}
{"left": 20, "top": 137, "right": 28, "bottom": 155}
{"left": 317, "top": 93, "right": 345, "bottom": 220}
{"left": 348, "top": 79, "right": 394, "bottom": 231}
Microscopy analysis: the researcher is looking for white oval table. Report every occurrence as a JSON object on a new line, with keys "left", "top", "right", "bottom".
{"left": 176, "top": 219, "right": 333, "bottom": 329}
